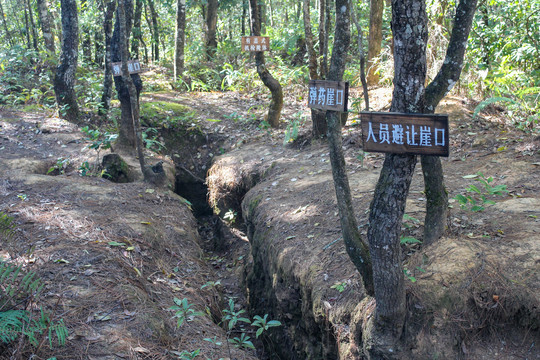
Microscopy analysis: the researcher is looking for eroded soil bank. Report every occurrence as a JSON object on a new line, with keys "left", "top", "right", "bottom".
{"left": 207, "top": 96, "right": 539, "bottom": 359}
{"left": 0, "top": 111, "right": 259, "bottom": 359}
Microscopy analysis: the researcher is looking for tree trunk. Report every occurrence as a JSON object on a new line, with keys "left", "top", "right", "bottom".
{"left": 304, "top": 0, "right": 327, "bottom": 138}
{"left": 303, "top": 0, "right": 318, "bottom": 80}
{"left": 174, "top": 0, "right": 186, "bottom": 81}
{"left": 326, "top": 0, "right": 374, "bottom": 296}
{"left": 249, "top": 0, "right": 283, "bottom": 128}
{"left": 0, "top": 1, "right": 13, "bottom": 46}
{"left": 112, "top": 0, "right": 143, "bottom": 147}
{"left": 23, "top": 6, "right": 31, "bottom": 49}
{"left": 365, "top": 0, "right": 427, "bottom": 357}
{"left": 367, "top": 0, "right": 384, "bottom": 85}
{"left": 351, "top": 2, "right": 369, "bottom": 111}
{"left": 131, "top": 0, "right": 143, "bottom": 58}
{"left": 205, "top": 0, "right": 218, "bottom": 60}
{"left": 319, "top": 0, "right": 330, "bottom": 79}
{"left": 241, "top": 0, "right": 247, "bottom": 35}
{"left": 117, "top": 0, "right": 143, "bottom": 170}
{"left": 147, "top": 0, "right": 159, "bottom": 61}
{"left": 99, "top": 0, "right": 117, "bottom": 113}
{"left": 54, "top": 0, "right": 80, "bottom": 122}
{"left": 36, "top": 0, "right": 55, "bottom": 53}
{"left": 421, "top": 0, "right": 478, "bottom": 245}
{"left": 26, "top": 0, "right": 38, "bottom": 50}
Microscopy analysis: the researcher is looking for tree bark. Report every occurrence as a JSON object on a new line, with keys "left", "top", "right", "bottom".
{"left": 421, "top": 0, "right": 478, "bottom": 245}
{"left": 365, "top": 1, "right": 427, "bottom": 357}
{"left": 241, "top": 0, "right": 247, "bottom": 35}
{"left": 174, "top": 0, "right": 186, "bottom": 81}
{"left": 0, "top": 1, "right": 13, "bottom": 46}
{"left": 249, "top": 0, "right": 283, "bottom": 128}
{"left": 131, "top": 0, "right": 143, "bottom": 59}
{"left": 26, "top": 0, "right": 38, "bottom": 51}
{"left": 54, "top": 0, "right": 80, "bottom": 122}
{"left": 326, "top": 0, "right": 374, "bottom": 296}
{"left": 112, "top": 0, "right": 143, "bottom": 147}
{"left": 99, "top": 0, "right": 117, "bottom": 113}
{"left": 367, "top": 0, "right": 384, "bottom": 85}
{"left": 351, "top": 2, "right": 369, "bottom": 111}
{"left": 23, "top": 6, "right": 32, "bottom": 49}
{"left": 147, "top": 0, "right": 159, "bottom": 61}
{"left": 205, "top": 0, "right": 218, "bottom": 60}
{"left": 303, "top": 0, "right": 318, "bottom": 80}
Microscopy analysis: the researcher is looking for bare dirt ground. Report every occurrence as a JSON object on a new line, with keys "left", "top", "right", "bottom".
{"left": 0, "top": 86, "right": 539, "bottom": 359}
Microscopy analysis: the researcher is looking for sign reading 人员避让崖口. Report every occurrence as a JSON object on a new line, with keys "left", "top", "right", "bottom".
{"left": 307, "top": 80, "right": 349, "bottom": 112}
{"left": 111, "top": 59, "right": 143, "bottom": 77}
{"left": 361, "top": 112, "right": 449, "bottom": 157}
{"left": 241, "top": 36, "right": 270, "bottom": 52}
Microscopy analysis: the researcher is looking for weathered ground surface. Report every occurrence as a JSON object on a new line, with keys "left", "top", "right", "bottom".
{"left": 0, "top": 86, "right": 539, "bottom": 359}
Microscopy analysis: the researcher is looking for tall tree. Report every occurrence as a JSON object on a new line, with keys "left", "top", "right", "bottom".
{"left": 100, "top": 0, "right": 117, "bottom": 113}
{"left": 421, "top": 0, "right": 478, "bottom": 244}
{"left": 351, "top": 2, "right": 369, "bottom": 111}
{"left": 146, "top": 0, "right": 159, "bottom": 61}
{"left": 325, "top": 0, "right": 374, "bottom": 295}
{"left": 26, "top": 0, "right": 38, "bottom": 50}
{"left": 111, "top": 0, "right": 143, "bottom": 147}
{"left": 131, "top": 0, "right": 143, "bottom": 58}
{"left": 36, "top": 0, "right": 54, "bottom": 53}
{"left": 80, "top": 0, "right": 92, "bottom": 63}
{"left": 367, "top": 0, "right": 384, "bottom": 85}
{"left": 0, "top": 0, "right": 13, "bottom": 46}
{"left": 302, "top": 0, "right": 318, "bottom": 80}
{"left": 205, "top": 0, "right": 218, "bottom": 60}
{"left": 174, "top": 0, "right": 186, "bottom": 81}
{"left": 303, "top": 0, "right": 326, "bottom": 138}
{"left": 249, "top": 0, "right": 283, "bottom": 128}
{"left": 54, "top": 0, "right": 80, "bottom": 122}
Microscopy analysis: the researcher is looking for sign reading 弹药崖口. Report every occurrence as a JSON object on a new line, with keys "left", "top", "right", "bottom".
{"left": 307, "top": 80, "right": 349, "bottom": 112}
{"left": 360, "top": 112, "right": 449, "bottom": 157}
{"left": 111, "top": 59, "right": 143, "bottom": 77}
{"left": 241, "top": 36, "right": 270, "bottom": 52}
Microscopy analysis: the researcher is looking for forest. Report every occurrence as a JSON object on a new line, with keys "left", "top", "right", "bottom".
{"left": 0, "top": 0, "right": 538, "bottom": 359}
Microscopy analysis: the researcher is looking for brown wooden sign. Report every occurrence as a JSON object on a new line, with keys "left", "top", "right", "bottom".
{"left": 361, "top": 112, "right": 449, "bottom": 157}
{"left": 111, "top": 59, "right": 143, "bottom": 77}
{"left": 308, "top": 80, "right": 349, "bottom": 112}
{"left": 241, "top": 36, "right": 270, "bottom": 52}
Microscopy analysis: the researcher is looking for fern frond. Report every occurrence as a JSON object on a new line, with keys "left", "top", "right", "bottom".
{"left": 0, "top": 309, "right": 27, "bottom": 343}
{"left": 473, "top": 96, "right": 517, "bottom": 119}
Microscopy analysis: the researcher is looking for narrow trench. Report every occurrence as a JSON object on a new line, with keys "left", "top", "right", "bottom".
{"left": 174, "top": 169, "right": 279, "bottom": 359}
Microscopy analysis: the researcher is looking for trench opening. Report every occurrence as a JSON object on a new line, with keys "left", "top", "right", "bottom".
{"left": 174, "top": 162, "right": 285, "bottom": 359}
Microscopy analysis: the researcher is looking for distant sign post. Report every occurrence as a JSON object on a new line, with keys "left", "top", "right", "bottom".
{"left": 361, "top": 112, "right": 449, "bottom": 157}
{"left": 111, "top": 59, "right": 143, "bottom": 77}
{"left": 241, "top": 36, "right": 270, "bottom": 52}
{"left": 308, "top": 80, "right": 349, "bottom": 112}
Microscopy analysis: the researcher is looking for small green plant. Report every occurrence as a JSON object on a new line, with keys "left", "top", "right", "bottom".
{"left": 283, "top": 112, "right": 305, "bottom": 145}
{"left": 251, "top": 314, "right": 282, "bottom": 338}
{"left": 170, "top": 298, "right": 204, "bottom": 328}
{"left": 0, "top": 212, "right": 14, "bottom": 240}
{"left": 79, "top": 161, "right": 91, "bottom": 176}
{"left": 228, "top": 332, "right": 255, "bottom": 350}
{"left": 331, "top": 281, "right": 348, "bottom": 293}
{"left": 400, "top": 236, "right": 422, "bottom": 245}
{"left": 222, "top": 298, "right": 250, "bottom": 331}
{"left": 0, "top": 261, "right": 68, "bottom": 352}
{"left": 47, "top": 157, "right": 70, "bottom": 175}
{"left": 81, "top": 126, "right": 117, "bottom": 164}
{"left": 170, "top": 349, "right": 201, "bottom": 360}
{"left": 223, "top": 209, "right": 237, "bottom": 225}
{"left": 142, "top": 127, "right": 165, "bottom": 152}
{"left": 454, "top": 172, "right": 508, "bottom": 212}
{"left": 201, "top": 280, "right": 221, "bottom": 290}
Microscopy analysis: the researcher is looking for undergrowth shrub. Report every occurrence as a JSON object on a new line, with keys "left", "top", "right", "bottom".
{"left": 0, "top": 260, "right": 68, "bottom": 356}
